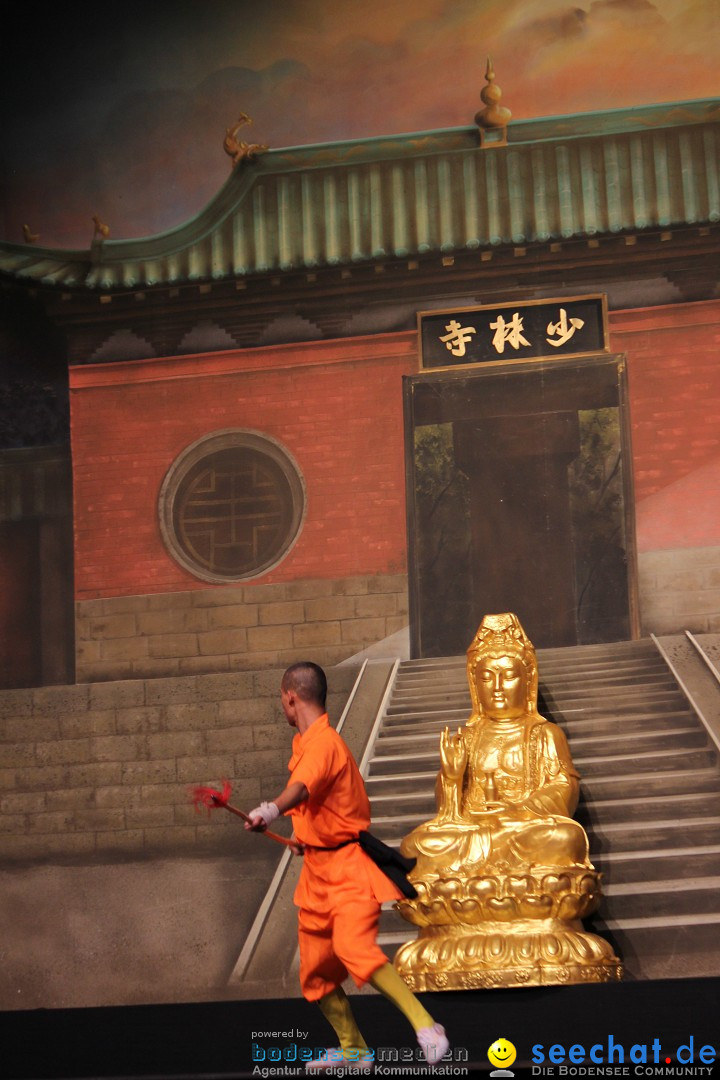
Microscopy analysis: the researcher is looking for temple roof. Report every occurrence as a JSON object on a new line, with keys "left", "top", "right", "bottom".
{"left": 1, "top": 98, "right": 718, "bottom": 293}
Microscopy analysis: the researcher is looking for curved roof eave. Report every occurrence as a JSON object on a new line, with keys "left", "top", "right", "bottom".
{"left": 1, "top": 97, "right": 718, "bottom": 293}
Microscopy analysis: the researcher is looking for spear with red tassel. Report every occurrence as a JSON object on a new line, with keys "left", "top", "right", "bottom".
{"left": 189, "top": 780, "right": 294, "bottom": 848}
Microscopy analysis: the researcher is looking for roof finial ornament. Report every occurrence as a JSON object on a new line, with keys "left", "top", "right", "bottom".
{"left": 475, "top": 58, "right": 511, "bottom": 148}
{"left": 92, "top": 215, "right": 110, "bottom": 241}
{"left": 223, "top": 113, "right": 269, "bottom": 168}
{"left": 22, "top": 224, "right": 40, "bottom": 245}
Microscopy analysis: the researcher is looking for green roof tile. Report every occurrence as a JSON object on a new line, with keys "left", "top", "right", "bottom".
{"left": 1, "top": 98, "right": 718, "bottom": 291}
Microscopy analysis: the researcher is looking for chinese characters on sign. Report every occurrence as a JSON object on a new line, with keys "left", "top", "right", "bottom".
{"left": 546, "top": 308, "right": 586, "bottom": 348}
{"left": 419, "top": 296, "right": 607, "bottom": 369}
{"left": 489, "top": 312, "right": 532, "bottom": 354}
{"left": 439, "top": 319, "right": 476, "bottom": 357}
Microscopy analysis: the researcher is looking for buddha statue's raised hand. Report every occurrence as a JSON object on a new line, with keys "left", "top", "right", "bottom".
{"left": 436, "top": 727, "right": 467, "bottom": 823}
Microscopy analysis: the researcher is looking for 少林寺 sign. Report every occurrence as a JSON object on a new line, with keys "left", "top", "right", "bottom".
{"left": 419, "top": 295, "right": 608, "bottom": 370}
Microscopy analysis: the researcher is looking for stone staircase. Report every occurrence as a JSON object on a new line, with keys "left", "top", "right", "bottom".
{"left": 365, "top": 637, "right": 720, "bottom": 981}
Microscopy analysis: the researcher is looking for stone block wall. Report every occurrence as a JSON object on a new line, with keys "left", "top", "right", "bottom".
{"left": 0, "top": 665, "right": 358, "bottom": 863}
{"left": 638, "top": 546, "right": 720, "bottom": 636}
{"left": 75, "top": 573, "right": 408, "bottom": 682}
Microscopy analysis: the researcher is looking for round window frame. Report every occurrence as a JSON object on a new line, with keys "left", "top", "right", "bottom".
{"left": 158, "top": 429, "right": 307, "bottom": 584}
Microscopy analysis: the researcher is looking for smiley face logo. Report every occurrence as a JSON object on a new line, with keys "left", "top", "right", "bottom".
{"left": 488, "top": 1038, "right": 517, "bottom": 1071}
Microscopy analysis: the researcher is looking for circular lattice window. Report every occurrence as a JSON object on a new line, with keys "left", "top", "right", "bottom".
{"left": 159, "top": 431, "right": 306, "bottom": 583}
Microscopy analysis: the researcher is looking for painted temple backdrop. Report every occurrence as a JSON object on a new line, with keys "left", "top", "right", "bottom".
{"left": 4, "top": 0, "right": 719, "bottom": 250}
{"left": 0, "top": 0, "right": 719, "bottom": 1021}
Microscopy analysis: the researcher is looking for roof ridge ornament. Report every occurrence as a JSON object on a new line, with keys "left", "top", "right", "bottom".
{"left": 223, "top": 113, "right": 269, "bottom": 167}
{"left": 475, "top": 58, "right": 511, "bottom": 148}
{"left": 92, "top": 215, "right": 110, "bottom": 241}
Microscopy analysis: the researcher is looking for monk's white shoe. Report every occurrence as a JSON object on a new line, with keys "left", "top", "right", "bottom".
{"left": 416, "top": 1023, "right": 450, "bottom": 1064}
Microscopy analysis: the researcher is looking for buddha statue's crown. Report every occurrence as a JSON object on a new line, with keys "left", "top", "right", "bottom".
{"left": 467, "top": 612, "right": 534, "bottom": 659}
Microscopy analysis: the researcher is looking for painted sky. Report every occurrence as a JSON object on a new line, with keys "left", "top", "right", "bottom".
{"left": 1, "top": 0, "right": 718, "bottom": 249}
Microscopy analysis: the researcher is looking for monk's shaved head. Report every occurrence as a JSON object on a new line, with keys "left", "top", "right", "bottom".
{"left": 281, "top": 662, "right": 327, "bottom": 709}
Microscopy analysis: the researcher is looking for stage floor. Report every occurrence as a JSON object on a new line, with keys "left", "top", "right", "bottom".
{"left": 3, "top": 975, "right": 719, "bottom": 1079}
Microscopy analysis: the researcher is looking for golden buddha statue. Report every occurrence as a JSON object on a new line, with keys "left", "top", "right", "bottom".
{"left": 394, "top": 613, "right": 622, "bottom": 990}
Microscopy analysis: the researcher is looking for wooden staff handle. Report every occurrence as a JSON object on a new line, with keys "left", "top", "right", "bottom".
{"left": 218, "top": 798, "right": 295, "bottom": 848}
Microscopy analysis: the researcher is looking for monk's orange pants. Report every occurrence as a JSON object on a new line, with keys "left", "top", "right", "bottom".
{"left": 298, "top": 896, "right": 388, "bottom": 1001}
{"left": 295, "top": 845, "right": 394, "bottom": 1001}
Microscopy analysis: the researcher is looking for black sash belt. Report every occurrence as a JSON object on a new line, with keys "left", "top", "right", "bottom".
{"left": 303, "top": 831, "right": 418, "bottom": 899}
{"left": 303, "top": 837, "right": 358, "bottom": 852}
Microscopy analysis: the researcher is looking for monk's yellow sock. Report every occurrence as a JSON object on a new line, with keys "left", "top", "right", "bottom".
{"left": 317, "top": 986, "right": 369, "bottom": 1054}
{"left": 369, "top": 962, "right": 434, "bottom": 1032}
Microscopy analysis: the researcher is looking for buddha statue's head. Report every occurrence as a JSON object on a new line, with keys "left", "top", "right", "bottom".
{"left": 466, "top": 613, "right": 538, "bottom": 722}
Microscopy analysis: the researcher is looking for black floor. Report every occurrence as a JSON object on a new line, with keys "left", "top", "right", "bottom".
{"left": 4, "top": 977, "right": 719, "bottom": 1079}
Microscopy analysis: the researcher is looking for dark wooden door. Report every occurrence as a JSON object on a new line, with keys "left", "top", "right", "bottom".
{"left": 404, "top": 354, "right": 639, "bottom": 657}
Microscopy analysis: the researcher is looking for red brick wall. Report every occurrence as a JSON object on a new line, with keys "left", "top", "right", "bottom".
{"left": 611, "top": 299, "right": 720, "bottom": 504}
{"left": 70, "top": 301, "right": 720, "bottom": 603}
{"left": 70, "top": 333, "right": 417, "bottom": 601}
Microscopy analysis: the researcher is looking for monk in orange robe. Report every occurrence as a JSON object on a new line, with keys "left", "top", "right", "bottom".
{"left": 246, "top": 662, "right": 449, "bottom": 1071}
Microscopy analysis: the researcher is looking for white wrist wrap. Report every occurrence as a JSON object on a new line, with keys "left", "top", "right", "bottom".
{"left": 250, "top": 801, "right": 280, "bottom": 826}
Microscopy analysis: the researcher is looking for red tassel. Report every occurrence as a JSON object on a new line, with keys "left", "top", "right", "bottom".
{"left": 190, "top": 779, "right": 232, "bottom": 813}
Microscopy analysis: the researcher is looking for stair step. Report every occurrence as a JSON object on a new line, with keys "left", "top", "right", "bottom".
{"left": 369, "top": 791, "right": 720, "bottom": 828}
{"left": 394, "top": 666, "right": 673, "bottom": 691}
{"left": 375, "top": 910, "right": 720, "bottom": 957}
{"left": 540, "top": 696, "right": 693, "bottom": 716}
{"left": 381, "top": 707, "right": 470, "bottom": 726}
{"left": 368, "top": 814, "right": 720, "bottom": 851}
{"left": 590, "top": 816, "right": 720, "bottom": 850}
{"left": 374, "top": 722, "right": 702, "bottom": 755}
{"left": 366, "top": 762, "right": 720, "bottom": 799}
{"left": 399, "top": 639, "right": 657, "bottom": 669}
{"left": 573, "top": 746, "right": 716, "bottom": 775}
{"left": 385, "top": 694, "right": 690, "bottom": 719}
{"left": 536, "top": 640, "right": 661, "bottom": 661}
{"left": 599, "top": 877, "right": 720, "bottom": 919}
{"left": 596, "top": 910, "right": 720, "bottom": 932}
{"left": 579, "top": 790, "right": 720, "bottom": 823}
{"left": 370, "top": 838, "right": 720, "bottom": 884}
{"left": 537, "top": 656, "right": 668, "bottom": 675}
{"left": 378, "top": 878, "right": 720, "bottom": 928}
{"left": 367, "top": 741, "right": 714, "bottom": 777}
{"left": 578, "top": 768, "right": 720, "bottom": 799}
{"left": 389, "top": 682, "right": 680, "bottom": 702}
{"left": 595, "top": 845, "right": 720, "bottom": 883}
{"left": 378, "top": 710, "right": 696, "bottom": 742}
